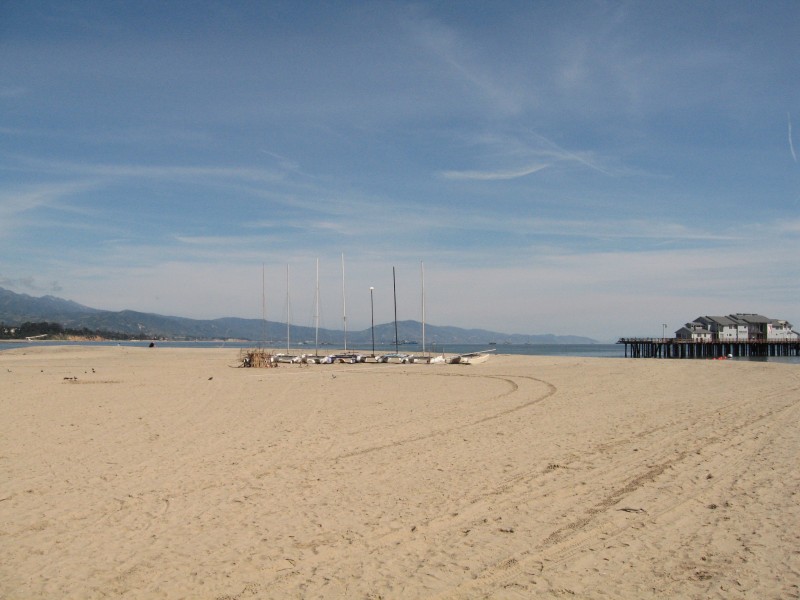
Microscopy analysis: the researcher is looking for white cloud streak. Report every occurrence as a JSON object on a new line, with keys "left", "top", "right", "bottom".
{"left": 407, "top": 16, "right": 522, "bottom": 116}
{"left": 439, "top": 163, "right": 549, "bottom": 181}
{"left": 0, "top": 180, "right": 102, "bottom": 232}
{"left": 10, "top": 156, "right": 285, "bottom": 184}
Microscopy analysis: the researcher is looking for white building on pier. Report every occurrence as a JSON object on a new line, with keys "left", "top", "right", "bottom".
{"left": 675, "top": 314, "right": 799, "bottom": 342}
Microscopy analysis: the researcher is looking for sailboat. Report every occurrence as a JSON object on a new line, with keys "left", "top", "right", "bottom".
{"left": 411, "top": 261, "right": 445, "bottom": 364}
{"left": 304, "top": 258, "right": 330, "bottom": 364}
{"left": 447, "top": 348, "right": 495, "bottom": 364}
{"left": 377, "top": 266, "right": 412, "bottom": 363}
{"left": 275, "top": 264, "right": 300, "bottom": 363}
{"left": 327, "top": 253, "right": 365, "bottom": 363}
{"left": 261, "top": 263, "right": 268, "bottom": 347}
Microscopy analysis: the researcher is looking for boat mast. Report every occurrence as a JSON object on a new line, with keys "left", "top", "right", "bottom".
{"left": 421, "top": 260, "right": 426, "bottom": 356}
{"left": 393, "top": 266, "right": 399, "bottom": 353}
{"left": 262, "top": 263, "right": 267, "bottom": 347}
{"left": 286, "top": 263, "right": 291, "bottom": 354}
{"left": 341, "top": 252, "right": 348, "bottom": 351}
{"left": 314, "top": 258, "right": 320, "bottom": 357}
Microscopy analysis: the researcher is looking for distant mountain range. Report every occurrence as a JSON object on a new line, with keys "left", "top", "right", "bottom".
{"left": 0, "top": 287, "right": 598, "bottom": 345}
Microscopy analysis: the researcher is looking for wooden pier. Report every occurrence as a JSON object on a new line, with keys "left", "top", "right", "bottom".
{"left": 617, "top": 338, "right": 800, "bottom": 359}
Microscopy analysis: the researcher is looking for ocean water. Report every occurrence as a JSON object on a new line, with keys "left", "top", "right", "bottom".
{"left": 3, "top": 340, "right": 798, "bottom": 363}
{"left": 422, "top": 343, "right": 625, "bottom": 358}
{"left": 1, "top": 340, "right": 620, "bottom": 356}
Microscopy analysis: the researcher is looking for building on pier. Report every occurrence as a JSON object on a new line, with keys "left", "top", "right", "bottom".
{"left": 675, "top": 314, "right": 799, "bottom": 342}
{"left": 619, "top": 313, "right": 799, "bottom": 359}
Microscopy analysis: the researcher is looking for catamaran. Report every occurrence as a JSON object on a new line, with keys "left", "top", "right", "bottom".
{"left": 275, "top": 264, "right": 300, "bottom": 363}
{"left": 303, "top": 258, "right": 329, "bottom": 364}
{"left": 447, "top": 348, "right": 495, "bottom": 364}
{"left": 376, "top": 352, "right": 412, "bottom": 363}
{"left": 410, "top": 260, "right": 445, "bottom": 364}
{"left": 331, "top": 252, "right": 365, "bottom": 363}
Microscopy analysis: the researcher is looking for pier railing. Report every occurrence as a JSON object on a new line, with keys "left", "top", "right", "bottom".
{"left": 617, "top": 338, "right": 800, "bottom": 359}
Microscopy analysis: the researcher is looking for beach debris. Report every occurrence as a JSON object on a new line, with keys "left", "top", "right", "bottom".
{"left": 618, "top": 507, "right": 647, "bottom": 513}
{"left": 239, "top": 349, "right": 277, "bottom": 368}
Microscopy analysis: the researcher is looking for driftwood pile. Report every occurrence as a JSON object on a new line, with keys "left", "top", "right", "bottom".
{"left": 239, "top": 348, "right": 277, "bottom": 368}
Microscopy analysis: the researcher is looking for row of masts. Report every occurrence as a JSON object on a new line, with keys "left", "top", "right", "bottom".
{"left": 261, "top": 254, "right": 429, "bottom": 357}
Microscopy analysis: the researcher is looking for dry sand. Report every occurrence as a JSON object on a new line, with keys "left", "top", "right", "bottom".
{"left": 1, "top": 345, "right": 798, "bottom": 599}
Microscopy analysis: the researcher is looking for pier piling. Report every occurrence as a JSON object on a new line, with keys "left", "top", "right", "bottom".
{"left": 618, "top": 338, "right": 800, "bottom": 359}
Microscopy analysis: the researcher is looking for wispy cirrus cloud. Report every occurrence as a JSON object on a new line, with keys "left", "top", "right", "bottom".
{"left": 438, "top": 128, "right": 616, "bottom": 184}
{"left": 0, "top": 180, "right": 101, "bottom": 220}
{"left": 439, "top": 163, "right": 549, "bottom": 181}
{"left": 527, "top": 130, "right": 614, "bottom": 176}
{"left": 406, "top": 11, "right": 525, "bottom": 117}
{"left": 10, "top": 156, "right": 285, "bottom": 184}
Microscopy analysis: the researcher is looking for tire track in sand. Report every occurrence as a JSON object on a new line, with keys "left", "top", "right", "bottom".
{"left": 335, "top": 373, "right": 556, "bottom": 460}
{"left": 215, "top": 371, "right": 559, "bottom": 600}
{"left": 429, "top": 384, "right": 800, "bottom": 599}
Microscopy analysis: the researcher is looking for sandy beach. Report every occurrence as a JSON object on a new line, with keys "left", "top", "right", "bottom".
{"left": 1, "top": 346, "right": 798, "bottom": 599}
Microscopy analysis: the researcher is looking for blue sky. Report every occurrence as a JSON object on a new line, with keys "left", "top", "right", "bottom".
{"left": 1, "top": 1, "right": 798, "bottom": 341}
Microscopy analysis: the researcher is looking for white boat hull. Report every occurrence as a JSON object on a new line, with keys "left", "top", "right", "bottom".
{"left": 448, "top": 350, "right": 494, "bottom": 365}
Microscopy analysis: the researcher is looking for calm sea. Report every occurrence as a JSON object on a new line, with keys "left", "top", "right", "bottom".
{"left": 1, "top": 340, "right": 620, "bottom": 355}
{"left": 2, "top": 341, "right": 798, "bottom": 363}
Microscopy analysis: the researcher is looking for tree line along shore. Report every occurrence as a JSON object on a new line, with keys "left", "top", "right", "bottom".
{"left": 0, "top": 321, "right": 152, "bottom": 342}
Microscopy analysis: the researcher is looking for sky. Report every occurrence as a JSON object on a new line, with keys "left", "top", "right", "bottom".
{"left": 1, "top": 1, "right": 799, "bottom": 342}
